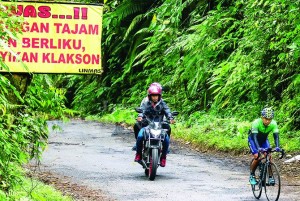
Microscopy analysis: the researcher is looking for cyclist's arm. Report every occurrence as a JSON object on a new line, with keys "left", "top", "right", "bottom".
{"left": 252, "top": 132, "right": 260, "bottom": 149}
{"left": 272, "top": 121, "right": 280, "bottom": 147}
{"left": 251, "top": 119, "right": 261, "bottom": 149}
{"left": 273, "top": 132, "right": 280, "bottom": 147}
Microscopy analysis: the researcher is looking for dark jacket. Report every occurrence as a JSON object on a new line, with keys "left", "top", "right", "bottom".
{"left": 138, "top": 99, "right": 173, "bottom": 121}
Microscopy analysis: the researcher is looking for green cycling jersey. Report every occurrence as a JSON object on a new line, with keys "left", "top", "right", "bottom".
{"left": 250, "top": 118, "right": 279, "bottom": 145}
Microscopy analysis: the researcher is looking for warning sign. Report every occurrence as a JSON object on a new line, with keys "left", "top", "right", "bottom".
{"left": 0, "top": 2, "right": 103, "bottom": 74}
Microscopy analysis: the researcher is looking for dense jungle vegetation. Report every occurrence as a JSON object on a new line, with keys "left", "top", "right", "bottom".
{"left": 1, "top": 0, "right": 300, "bottom": 199}
{"left": 0, "top": 1, "right": 72, "bottom": 198}
{"left": 78, "top": 0, "right": 300, "bottom": 152}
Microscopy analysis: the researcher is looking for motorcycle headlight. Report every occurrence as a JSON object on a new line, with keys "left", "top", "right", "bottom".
{"left": 150, "top": 129, "right": 162, "bottom": 138}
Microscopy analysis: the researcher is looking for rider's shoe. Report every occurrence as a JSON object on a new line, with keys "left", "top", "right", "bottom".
{"left": 268, "top": 177, "right": 275, "bottom": 185}
{"left": 160, "top": 155, "right": 167, "bottom": 167}
{"left": 134, "top": 153, "right": 141, "bottom": 162}
{"left": 132, "top": 145, "right": 137, "bottom": 151}
{"left": 249, "top": 174, "right": 257, "bottom": 185}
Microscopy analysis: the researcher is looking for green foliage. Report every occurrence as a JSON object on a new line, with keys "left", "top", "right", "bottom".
{"left": 64, "top": 0, "right": 300, "bottom": 152}
{"left": 0, "top": 176, "right": 73, "bottom": 201}
{"left": 278, "top": 74, "right": 300, "bottom": 131}
{"left": 0, "top": 74, "right": 69, "bottom": 191}
{"left": 87, "top": 106, "right": 136, "bottom": 125}
{"left": 172, "top": 113, "right": 251, "bottom": 153}
{"left": 279, "top": 131, "right": 300, "bottom": 152}
{"left": 25, "top": 75, "right": 74, "bottom": 120}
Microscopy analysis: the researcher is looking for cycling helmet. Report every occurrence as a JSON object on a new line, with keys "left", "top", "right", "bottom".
{"left": 150, "top": 82, "right": 162, "bottom": 91}
{"left": 261, "top": 107, "right": 274, "bottom": 119}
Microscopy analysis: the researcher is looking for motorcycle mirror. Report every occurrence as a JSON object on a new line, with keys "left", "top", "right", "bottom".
{"left": 162, "top": 86, "right": 169, "bottom": 92}
{"left": 135, "top": 107, "right": 143, "bottom": 113}
{"left": 172, "top": 111, "right": 179, "bottom": 116}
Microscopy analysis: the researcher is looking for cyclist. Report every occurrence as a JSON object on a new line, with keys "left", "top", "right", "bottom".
{"left": 248, "top": 107, "right": 281, "bottom": 185}
{"left": 134, "top": 84, "right": 175, "bottom": 167}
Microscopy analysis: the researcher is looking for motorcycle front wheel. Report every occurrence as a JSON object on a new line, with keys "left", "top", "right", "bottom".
{"left": 149, "top": 149, "right": 159, "bottom": 181}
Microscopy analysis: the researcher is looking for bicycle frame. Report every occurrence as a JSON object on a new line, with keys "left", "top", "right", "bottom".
{"left": 259, "top": 148, "right": 284, "bottom": 182}
{"left": 251, "top": 148, "right": 284, "bottom": 201}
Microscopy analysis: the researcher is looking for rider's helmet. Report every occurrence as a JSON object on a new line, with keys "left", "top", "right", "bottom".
{"left": 261, "top": 107, "right": 274, "bottom": 119}
{"left": 150, "top": 82, "right": 162, "bottom": 91}
{"left": 148, "top": 85, "right": 162, "bottom": 100}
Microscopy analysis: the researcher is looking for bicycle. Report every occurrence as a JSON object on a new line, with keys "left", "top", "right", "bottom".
{"left": 250, "top": 148, "right": 285, "bottom": 201}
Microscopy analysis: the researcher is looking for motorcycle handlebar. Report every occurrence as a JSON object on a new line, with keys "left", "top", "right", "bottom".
{"left": 135, "top": 107, "right": 179, "bottom": 123}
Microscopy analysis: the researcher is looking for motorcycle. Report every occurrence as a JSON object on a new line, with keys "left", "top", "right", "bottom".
{"left": 135, "top": 108, "right": 178, "bottom": 180}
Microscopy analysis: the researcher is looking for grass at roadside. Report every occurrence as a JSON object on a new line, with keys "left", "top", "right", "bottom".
{"left": 0, "top": 176, "right": 73, "bottom": 201}
{"left": 90, "top": 107, "right": 300, "bottom": 154}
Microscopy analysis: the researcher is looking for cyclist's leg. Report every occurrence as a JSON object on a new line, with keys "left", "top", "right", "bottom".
{"left": 248, "top": 136, "right": 260, "bottom": 184}
{"left": 248, "top": 136, "right": 259, "bottom": 173}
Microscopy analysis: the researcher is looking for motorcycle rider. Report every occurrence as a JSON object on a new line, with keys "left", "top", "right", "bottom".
{"left": 248, "top": 107, "right": 281, "bottom": 185}
{"left": 132, "top": 82, "right": 172, "bottom": 150}
{"left": 134, "top": 84, "right": 175, "bottom": 167}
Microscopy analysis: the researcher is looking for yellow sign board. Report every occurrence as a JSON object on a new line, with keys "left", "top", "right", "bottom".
{"left": 0, "top": 2, "right": 103, "bottom": 74}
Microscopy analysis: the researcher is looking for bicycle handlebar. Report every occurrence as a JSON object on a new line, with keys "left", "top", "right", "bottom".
{"left": 259, "top": 148, "right": 285, "bottom": 159}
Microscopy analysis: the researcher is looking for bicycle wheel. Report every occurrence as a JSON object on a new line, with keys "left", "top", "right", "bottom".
{"left": 250, "top": 159, "right": 262, "bottom": 199}
{"left": 264, "top": 162, "right": 281, "bottom": 201}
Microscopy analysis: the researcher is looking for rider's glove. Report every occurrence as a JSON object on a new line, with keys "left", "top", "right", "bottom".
{"left": 275, "top": 147, "right": 281, "bottom": 152}
{"left": 258, "top": 148, "right": 266, "bottom": 152}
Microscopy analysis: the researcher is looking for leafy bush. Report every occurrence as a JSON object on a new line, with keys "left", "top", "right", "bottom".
{"left": 0, "top": 74, "right": 69, "bottom": 191}
{"left": 88, "top": 106, "right": 136, "bottom": 125}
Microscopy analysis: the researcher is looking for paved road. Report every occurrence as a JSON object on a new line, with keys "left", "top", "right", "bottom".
{"left": 38, "top": 120, "right": 299, "bottom": 201}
